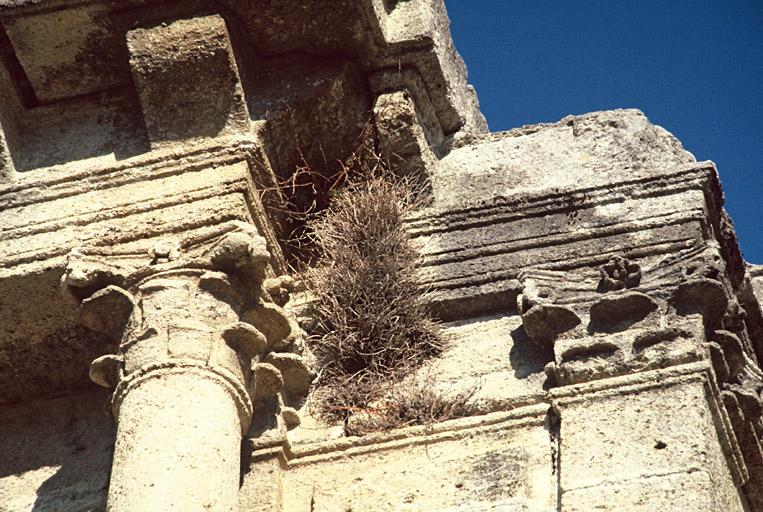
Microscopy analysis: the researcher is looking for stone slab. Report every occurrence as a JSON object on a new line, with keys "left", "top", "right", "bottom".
{"left": 433, "top": 109, "right": 694, "bottom": 210}
{"left": 554, "top": 365, "right": 748, "bottom": 511}
{"left": 281, "top": 405, "right": 555, "bottom": 512}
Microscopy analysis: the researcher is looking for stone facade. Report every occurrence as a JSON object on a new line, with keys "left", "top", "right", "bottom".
{"left": 0, "top": 1, "right": 762, "bottom": 511}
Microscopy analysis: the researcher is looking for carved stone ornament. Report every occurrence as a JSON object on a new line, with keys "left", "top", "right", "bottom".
{"left": 61, "top": 221, "right": 314, "bottom": 512}
{"left": 598, "top": 255, "right": 641, "bottom": 292}
{"left": 517, "top": 270, "right": 582, "bottom": 348}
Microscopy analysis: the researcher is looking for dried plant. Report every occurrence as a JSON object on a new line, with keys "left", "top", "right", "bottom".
{"left": 262, "top": 121, "right": 380, "bottom": 266}
{"left": 306, "top": 175, "right": 441, "bottom": 375}
{"left": 301, "top": 152, "right": 449, "bottom": 429}
{"left": 267, "top": 120, "right": 463, "bottom": 434}
{"left": 343, "top": 377, "right": 478, "bottom": 436}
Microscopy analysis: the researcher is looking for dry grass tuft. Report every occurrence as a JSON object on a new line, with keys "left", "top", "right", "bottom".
{"left": 306, "top": 175, "right": 441, "bottom": 382}
{"left": 276, "top": 125, "right": 474, "bottom": 434}
{"left": 302, "top": 149, "right": 471, "bottom": 430}
{"left": 343, "top": 377, "right": 478, "bottom": 436}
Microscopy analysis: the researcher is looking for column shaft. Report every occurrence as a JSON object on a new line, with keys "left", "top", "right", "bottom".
{"left": 108, "top": 370, "right": 242, "bottom": 512}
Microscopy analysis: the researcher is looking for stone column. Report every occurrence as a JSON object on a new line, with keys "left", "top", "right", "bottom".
{"left": 62, "top": 223, "right": 310, "bottom": 512}
{"left": 105, "top": 270, "right": 252, "bottom": 512}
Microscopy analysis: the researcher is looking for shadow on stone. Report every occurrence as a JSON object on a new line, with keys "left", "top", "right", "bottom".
{"left": 509, "top": 325, "right": 554, "bottom": 380}
{"left": 589, "top": 291, "right": 658, "bottom": 334}
{"left": 0, "top": 390, "right": 114, "bottom": 512}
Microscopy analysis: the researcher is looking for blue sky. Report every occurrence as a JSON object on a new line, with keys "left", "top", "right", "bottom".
{"left": 446, "top": 1, "right": 763, "bottom": 263}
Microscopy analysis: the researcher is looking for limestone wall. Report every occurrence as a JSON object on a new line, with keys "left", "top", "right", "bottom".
{"left": 1, "top": 1, "right": 762, "bottom": 511}
{"left": 0, "top": 391, "right": 114, "bottom": 511}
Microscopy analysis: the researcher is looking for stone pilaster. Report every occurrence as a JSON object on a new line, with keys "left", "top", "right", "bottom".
{"left": 515, "top": 245, "right": 763, "bottom": 509}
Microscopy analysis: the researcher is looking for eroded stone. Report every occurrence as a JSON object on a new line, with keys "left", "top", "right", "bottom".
{"left": 521, "top": 304, "right": 581, "bottom": 346}
{"left": 589, "top": 291, "right": 659, "bottom": 333}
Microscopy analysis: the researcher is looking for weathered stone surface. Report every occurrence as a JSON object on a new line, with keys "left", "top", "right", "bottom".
{"left": 431, "top": 109, "right": 694, "bottom": 209}
{"left": 418, "top": 314, "right": 550, "bottom": 409}
{"left": 598, "top": 255, "right": 642, "bottom": 292}
{"left": 1, "top": 2, "right": 762, "bottom": 511}
{"left": 374, "top": 89, "right": 440, "bottom": 185}
{"left": 253, "top": 363, "right": 284, "bottom": 400}
{"left": 109, "top": 371, "right": 244, "bottom": 512}
{"left": 223, "top": 322, "right": 268, "bottom": 359}
{"left": 89, "top": 353, "right": 122, "bottom": 388}
{"left": 409, "top": 157, "right": 710, "bottom": 319}
{"left": 671, "top": 277, "right": 730, "bottom": 320}
{"left": 588, "top": 291, "right": 658, "bottom": 333}
{"left": 522, "top": 304, "right": 582, "bottom": 346}
{"left": 0, "top": 118, "right": 13, "bottom": 180}
{"left": 554, "top": 367, "right": 749, "bottom": 511}
{"left": 264, "top": 352, "right": 314, "bottom": 400}
{"left": 0, "top": 0, "right": 483, "bottom": 176}
{"left": 2, "top": 3, "right": 129, "bottom": 103}
{"left": 750, "top": 265, "right": 763, "bottom": 304}
{"left": 127, "top": 15, "right": 250, "bottom": 146}
{"left": 243, "top": 303, "right": 292, "bottom": 348}
{"left": 281, "top": 406, "right": 555, "bottom": 511}
{"left": 80, "top": 285, "right": 135, "bottom": 340}
{"left": 0, "top": 390, "right": 115, "bottom": 511}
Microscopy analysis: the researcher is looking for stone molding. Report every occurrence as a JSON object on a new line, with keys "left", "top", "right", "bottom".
{"left": 0, "top": 142, "right": 283, "bottom": 275}
{"left": 234, "top": 363, "right": 748, "bottom": 510}
{"left": 408, "top": 162, "right": 725, "bottom": 320}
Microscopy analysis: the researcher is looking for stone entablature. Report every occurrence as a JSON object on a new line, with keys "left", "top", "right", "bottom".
{"left": 0, "top": 1, "right": 762, "bottom": 511}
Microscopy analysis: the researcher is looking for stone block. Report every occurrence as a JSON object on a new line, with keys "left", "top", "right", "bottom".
{"left": 239, "top": 451, "right": 284, "bottom": 512}
{"left": 251, "top": 58, "right": 371, "bottom": 182}
{"left": 554, "top": 367, "right": 748, "bottom": 511}
{"left": 127, "top": 15, "right": 250, "bottom": 145}
{"left": 561, "top": 471, "right": 719, "bottom": 511}
{"left": 374, "top": 89, "right": 439, "bottom": 186}
{"left": 416, "top": 313, "right": 550, "bottom": 404}
{"left": 280, "top": 406, "right": 555, "bottom": 511}
{"left": 2, "top": 3, "right": 130, "bottom": 102}
{"left": 408, "top": 175, "right": 710, "bottom": 321}
{"left": 431, "top": 109, "right": 694, "bottom": 210}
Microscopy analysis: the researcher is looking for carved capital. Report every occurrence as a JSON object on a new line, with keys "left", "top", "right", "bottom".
{"left": 520, "top": 246, "right": 763, "bottom": 394}
{"left": 62, "top": 221, "right": 314, "bottom": 432}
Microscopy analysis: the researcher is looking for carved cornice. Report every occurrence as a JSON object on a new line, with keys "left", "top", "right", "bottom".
{"left": 407, "top": 162, "right": 733, "bottom": 320}
{"left": 0, "top": 141, "right": 286, "bottom": 275}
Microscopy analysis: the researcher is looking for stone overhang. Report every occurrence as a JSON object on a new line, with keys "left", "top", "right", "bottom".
{"left": 0, "top": 0, "right": 485, "bottom": 177}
